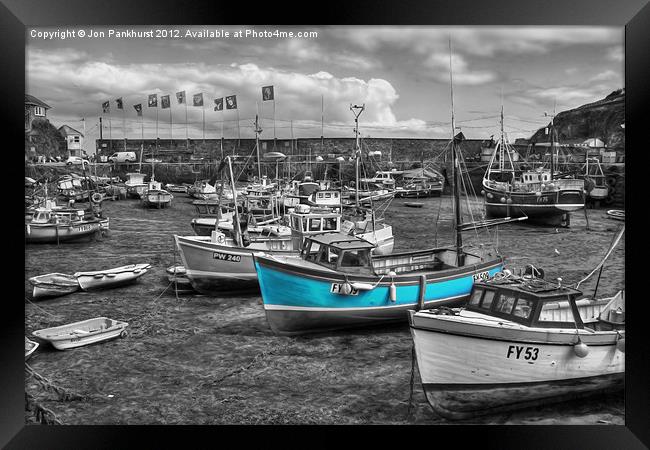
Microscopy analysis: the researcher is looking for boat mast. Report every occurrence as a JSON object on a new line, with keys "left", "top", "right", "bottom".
{"left": 448, "top": 39, "right": 463, "bottom": 265}
{"left": 254, "top": 113, "right": 263, "bottom": 181}
{"left": 350, "top": 104, "right": 365, "bottom": 207}
{"left": 227, "top": 156, "right": 244, "bottom": 247}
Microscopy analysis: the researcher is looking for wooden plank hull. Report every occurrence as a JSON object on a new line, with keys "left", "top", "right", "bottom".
{"left": 409, "top": 312, "right": 624, "bottom": 419}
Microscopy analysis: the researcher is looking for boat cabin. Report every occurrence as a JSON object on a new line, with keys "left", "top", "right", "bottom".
{"left": 521, "top": 170, "right": 552, "bottom": 184}
{"left": 300, "top": 232, "right": 376, "bottom": 274}
{"left": 307, "top": 189, "right": 341, "bottom": 208}
{"left": 289, "top": 205, "right": 341, "bottom": 250}
{"left": 31, "top": 207, "right": 83, "bottom": 224}
{"left": 466, "top": 278, "right": 588, "bottom": 329}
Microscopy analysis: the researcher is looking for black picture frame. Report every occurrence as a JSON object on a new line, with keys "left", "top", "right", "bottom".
{"left": 4, "top": 0, "right": 648, "bottom": 447}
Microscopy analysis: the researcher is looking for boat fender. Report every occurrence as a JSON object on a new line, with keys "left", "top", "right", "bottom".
{"left": 500, "top": 197, "right": 506, "bottom": 203}
{"left": 341, "top": 282, "right": 353, "bottom": 295}
{"left": 535, "top": 191, "right": 542, "bottom": 197}
{"left": 480, "top": 190, "right": 485, "bottom": 196}
{"left": 573, "top": 339, "right": 589, "bottom": 358}
{"left": 486, "top": 193, "right": 493, "bottom": 199}
{"left": 506, "top": 198, "right": 513, "bottom": 204}
{"left": 389, "top": 282, "right": 397, "bottom": 302}
{"left": 616, "top": 334, "right": 625, "bottom": 353}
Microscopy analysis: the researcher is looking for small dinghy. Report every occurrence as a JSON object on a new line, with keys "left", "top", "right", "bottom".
{"left": 404, "top": 202, "right": 425, "bottom": 208}
{"left": 25, "top": 337, "right": 39, "bottom": 360}
{"left": 606, "top": 209, "right": 625, "bottom": 221}
{"left": 32, "top": 317, "right": 129, "bottom": 350}
{"left": 29, "top": 273, "right": 80, "bottom": 299}
{"left": 74, "top": 263, "right": 151, "bottom": 291}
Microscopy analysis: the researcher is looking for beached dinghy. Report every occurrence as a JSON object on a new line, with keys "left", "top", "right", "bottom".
{"left": 29, "top": 273, "right": 80, "bottom": 299}
{"left": 33, "top": 317, "right": 129, "bottom": 350}
{"left": 25, "top": 337, "right": 39, "bottom": 360}
{"left": 409, "top": 275, "right": 625, "bottom": 420}
{"left": 606, "top": 209, "right": 625, "bottom": 221}
{"left": 74, "top": 263, "right": 151, "bottom": 291}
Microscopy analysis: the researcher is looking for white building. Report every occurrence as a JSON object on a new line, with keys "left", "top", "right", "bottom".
{"left": 58, "top": 125, "right": 85, "bottom": 157}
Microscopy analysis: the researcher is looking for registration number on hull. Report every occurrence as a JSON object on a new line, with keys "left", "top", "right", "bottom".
{"left": 212, "top": 252, "right": 242, "bottom": 263}
{"left": 472, "top": 271, "right": 490, "bottom": 281}
{"left": 330, "top": 283, "right": 359, "bottom": 296}
{"left": 75, "top": 225, "right": 93, "bottom": 232}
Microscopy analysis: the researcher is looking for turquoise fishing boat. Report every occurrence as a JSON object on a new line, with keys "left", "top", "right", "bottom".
{"left": 254, "top": 232, "right": 504, "bottom": 335}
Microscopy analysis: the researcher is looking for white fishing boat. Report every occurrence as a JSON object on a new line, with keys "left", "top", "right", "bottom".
{"left": 32, "top": 317, "right": 129, "bottom": 350}
{"left": 25, "top": 337, "right": 39, "bottom": 360}
{"left": 74, "top": 263, "right": 151, "bottom": 291}
{"left": 141, "top": 180, "right": 173, "bottom": 208}
{"left": 25, "top": 205, "right": 103, "bottom": 244}
{"left": 29, "top": 273, "right": 80, "bottom": 299}
{"left": 409, "top": 226, "right": 625, "bottom": 419}
{"left": 125, "top": 172, "right": 148, "bottom": 199}
{"left": 409, "top": 277, "right": 624, "bottom": 419}
{"left": 165, "top": 183, "right": 188, "bottom": 194}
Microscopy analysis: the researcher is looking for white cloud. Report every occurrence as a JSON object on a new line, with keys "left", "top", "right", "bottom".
{"left": 606, "top": 45, "right": 623, "bottom": 62}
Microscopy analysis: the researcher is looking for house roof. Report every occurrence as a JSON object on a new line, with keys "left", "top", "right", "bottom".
{"left": 58, "top": 125, "right": 84, "bottom": 137}
{"left": 25, "top": 94, "right": 51, "bottom": 109}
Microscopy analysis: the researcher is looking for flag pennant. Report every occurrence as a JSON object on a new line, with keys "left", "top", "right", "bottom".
{"left": 133, "top": 104, "right": 143, "bottom": 116}
{"left": 225, "top": 95, "right": 237, "bottom": 110}
{"left": 116, "top": 98, "right": 123, "bottom": 109}
{"left": 214, "top": 97, "right": 223, "bottom": 111}
{"left": 193, "top": 93, "right": 204, "bottom": 107}
{"left": 148, "top": 94, "right": 158, "bottom": 107}
{"left": 102, "top": 101, "right": 110, "bottom": 113}
{"left": 161, "top": 95, "right": 171, "bottom": 109}
{"left": 262, "top": 86, "right": 274, "bottom": 101}
{"left": 176, "top": 91, "right": 186, "bottom": 104}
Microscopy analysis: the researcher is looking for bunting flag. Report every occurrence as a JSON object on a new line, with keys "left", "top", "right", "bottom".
{"left": 161, "top": 95, "right": 171, "bottom": 109}
{"left": 102, "top": 101, "right": 110, "bottom": 113}
{"left": 133, "top": 104, "right": 143, "bottom": 116}
{"left": 176, "top": 91, "right": 186, "bottom": 104}
{"left": 116, "top": 98, "right": 123, "bottom": 109}
{"left": 225, "top": 95, "right": 237, "bottom": 109}
{"left": 193, "top": 93, "right": 204, "bottom": 107}
{"left": 148, "top": 94, "right": 158, "bottom": 107}
{"left": 214, "top": 97, "right": 223, "bottom": 111}
{"left": 262, "top": 86, "right": 274, "bottom": 101}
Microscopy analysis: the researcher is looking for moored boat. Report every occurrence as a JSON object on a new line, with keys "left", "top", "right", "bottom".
{"left": 408, "top": 275, "right": 625, "bottom": 420}
{"left": 606, "top": 209, "right": 625, "bottom": 221}
{"left": 141, "top": 180, "right": 173, "bottom": 208}
{"left": 32, "top": 317, "right": 129, "bottom": 350}
{"left": 28, "top": 273, "right": 80, "bottom": 299}
{"left": 25, "top": 206, "right": 103, "bottom": 244}
{"left": 74, "top": 263, "right": 151, "bottom": 291}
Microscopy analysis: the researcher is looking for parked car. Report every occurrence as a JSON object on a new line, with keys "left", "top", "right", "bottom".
{"left": 66, "top": 156, "right": 90, "bottom": 166}
{"left": 108, "top": 152, "right": 137, "bottom": 163}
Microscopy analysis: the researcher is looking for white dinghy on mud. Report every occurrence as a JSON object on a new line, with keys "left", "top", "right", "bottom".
{"left": 29, "top": 273, "right": 80, "bottom": 299}
{"left": 74, "top": 263, "right": 151, "bottom": 291}
{"left": 32, "top": 317, "right": 129, "bottom": 350}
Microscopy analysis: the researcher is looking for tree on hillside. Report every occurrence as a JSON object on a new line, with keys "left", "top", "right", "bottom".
{"left": 26, "top": 118, "right": 67, "bottom": 158}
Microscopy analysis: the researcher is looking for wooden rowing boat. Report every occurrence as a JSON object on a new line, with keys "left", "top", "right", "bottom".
{"left": 32, "top": 317, "right": 129, "bottom": 350}
{"left": 74, "top": 263, "right": 151, "bottom": 291}
{"left": 606, "top": 210, "right": 625, "bottom": 221}
{"left": 29, "top": 273, "right": 80, "bottom": 299}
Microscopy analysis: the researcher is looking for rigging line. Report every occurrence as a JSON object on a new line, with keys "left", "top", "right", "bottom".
{"left": 575, "top": 225, "right": 625, "bottom": 289}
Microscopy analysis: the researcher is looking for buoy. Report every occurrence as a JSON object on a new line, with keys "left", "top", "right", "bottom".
{"left": 341, "top": 282, "right": 353, "bottom": 295}
{"left": 487, "top": 193, "right": 493, "bottom": 199}
{"left": 389, "top": 282, "right": 397, "bottom": 302}
{"left": 506, "top": 198, "right": 513, "bottom": 204}
{"left": 535, "top": 191, "right": 542, "bottom": 197}
{"left": 500, "top": 197, "right": 506, "bottom": 203}
{"left": 616, "top": 335, "right": 625, "bottom": 353}
{"left": 480, "top": 190, "right": 485, "bottom": 196}
{"left": 91, "top": 192, "right": 103, "bottom": 203}
{"left": 574, "top": 339, "right": 590, "bottom": 358}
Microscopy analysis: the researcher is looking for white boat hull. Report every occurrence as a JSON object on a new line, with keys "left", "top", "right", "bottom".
{"left": 409, "top": 311, "right": 624, "bottom": 419}
{"left": 33, "top": 317, "right": 129, "bottom": 350}
{"left": 74, "top": 264, "right": 151, "bottom": 291}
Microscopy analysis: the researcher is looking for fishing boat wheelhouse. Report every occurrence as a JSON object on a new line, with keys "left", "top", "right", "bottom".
{"left": 409, "top": 275, "right": 624, "bottom": 419}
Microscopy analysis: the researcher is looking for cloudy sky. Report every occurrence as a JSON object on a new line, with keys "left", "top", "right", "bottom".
{"left": 26, "top": 26, "right": 623, "bottom": 153}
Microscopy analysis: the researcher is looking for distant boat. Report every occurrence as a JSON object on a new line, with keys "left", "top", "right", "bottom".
{"left": 33, "top": 317, "right": 129, "bottom": 350}
{"left": 606, "top": 209, "right": 625, "bottom": 221}
{"left": 141, "top": 180, "right": 173, "bottom": 208}
{"left": 74, "top": 263, "right": 151, "bottom": 291}
{"left": 29, "top": 273, "right": 79, "bottom": 299}
{"left": 125, "top": 172, "right": 148, "bottom": 199}
{"left": 25, "top": 337, "right": 39, "bottom": 360}
{"left": 404, "top": 202, "right": 424, "bottom": 208}
{"left": 409, "top": 277, "right": 624, "bottom": 419}
{"left": 25, "top": 203, "right": 103, "bottom": 244}
{"left": 165, "top": 184, "right": 188, "bottom": 194}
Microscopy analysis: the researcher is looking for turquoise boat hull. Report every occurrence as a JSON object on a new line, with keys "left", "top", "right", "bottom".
{"left": 254, "top": 254, "right": 504, "bottom": 335}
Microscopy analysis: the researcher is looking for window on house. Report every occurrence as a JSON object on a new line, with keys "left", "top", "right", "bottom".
{"left": 73, "top": 136, "right": 80, "bottom": 143}
{"left": 34, "top": 107, "right": 45, "bottom": 117}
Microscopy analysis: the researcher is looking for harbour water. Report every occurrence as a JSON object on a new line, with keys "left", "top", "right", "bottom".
{"left": 25, "top": 194, "right": 624, "bottom": 424}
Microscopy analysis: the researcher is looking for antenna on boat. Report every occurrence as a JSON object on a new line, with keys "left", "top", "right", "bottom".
{"left": 350, "top": 104, "right": 365, "bottom": 207}
{"left": 448, "top": 38, "right": 464, "bottom": 266}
